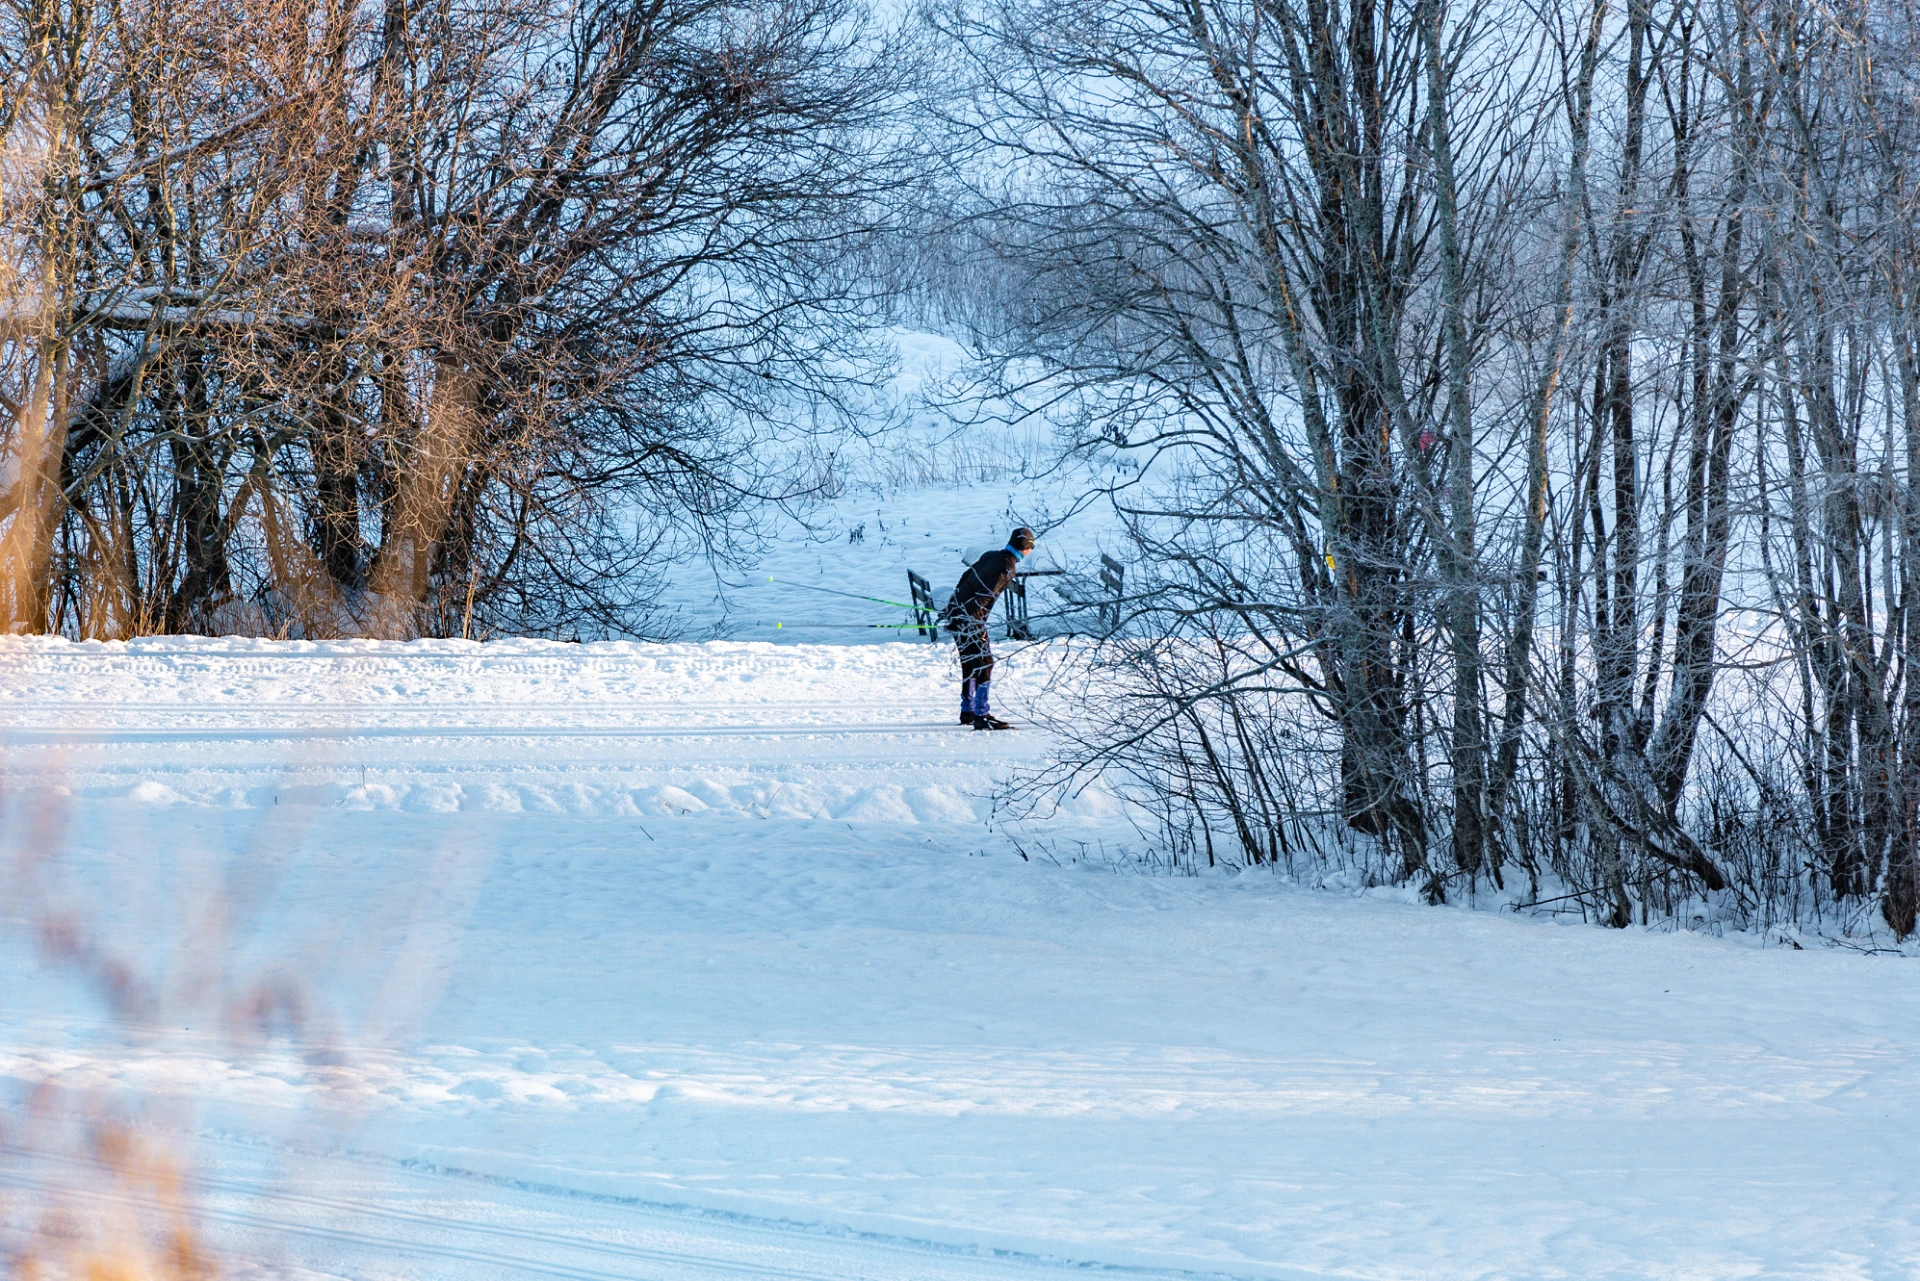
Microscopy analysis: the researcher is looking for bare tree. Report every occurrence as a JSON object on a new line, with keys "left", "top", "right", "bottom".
{"left": 1, "top": 0, "right": 913, "bottom": 639}
{"left": 937, "top": 0, "right": 1920, "bottom": 937}
{"left": 936, "top": 0, "right": 1553, "bottom": 894}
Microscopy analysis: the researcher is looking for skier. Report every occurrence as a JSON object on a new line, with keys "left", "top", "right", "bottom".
{"left": 942, "top": 527, "right": 1035, "bottom": 730}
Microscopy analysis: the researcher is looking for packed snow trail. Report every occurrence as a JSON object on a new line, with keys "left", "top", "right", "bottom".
{"left": 2, "top": 637, "right": 1918, "bottom": 1280}
{"left": 1, "top": 1141, "right": 1291, "bottom": 1281}
{"left": 0, "top": 639, "right": 1045, "bottom": 821}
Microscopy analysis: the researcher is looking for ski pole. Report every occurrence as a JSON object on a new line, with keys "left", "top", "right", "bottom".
{"left": 763, "top": 576, "right": 919, "bottom": 612}
{"left": 768, "top": 621, "right": 933, "bottom": 630}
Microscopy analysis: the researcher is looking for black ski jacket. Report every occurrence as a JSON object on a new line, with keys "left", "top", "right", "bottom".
{"left": 945, "top": 548, "right": 1020, "bottom": 623}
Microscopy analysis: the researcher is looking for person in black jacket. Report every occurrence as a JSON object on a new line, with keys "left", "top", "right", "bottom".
{"left": 941, "top": 527, "right": 1035, "bottom": 730}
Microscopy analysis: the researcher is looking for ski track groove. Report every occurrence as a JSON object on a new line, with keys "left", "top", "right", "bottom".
{"left": 0, "top": 1170, "right": 797, "bottom": 1281}
{"left": 0, "top": 1141, "right": 1287, "bottom": 1281}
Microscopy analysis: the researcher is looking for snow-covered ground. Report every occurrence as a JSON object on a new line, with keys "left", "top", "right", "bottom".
{"left": 652, "top": 481, "right": 1111, "bottom": 643}
{"left": 648, "top": 329, "right": 1128, "bottom": 645}
{"left": 3, "top": 636, "right": 1918, "bottom": 1280}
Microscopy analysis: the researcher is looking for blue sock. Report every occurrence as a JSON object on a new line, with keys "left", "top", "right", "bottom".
{"left": 975, "top": 682, "right": 991, "bottom": 719}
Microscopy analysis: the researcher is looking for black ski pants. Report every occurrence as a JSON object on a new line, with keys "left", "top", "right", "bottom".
{"left": 954, "top": 615, "right": 994, "bottom": 689}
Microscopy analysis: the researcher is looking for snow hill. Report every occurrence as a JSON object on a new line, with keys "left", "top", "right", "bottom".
{"left": 650, "top": 329, "right": 1127, "bottom": 644}
{"left": 2, "top": 636, "right": 1918, "bottom": 1280}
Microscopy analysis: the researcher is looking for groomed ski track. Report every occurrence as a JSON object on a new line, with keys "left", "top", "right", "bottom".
{"left": 4, "top": 637, "right": 1920, "bottom": 1280}
{"left": 1, "top": 1138, "right": 1306, "bottom": 1281}
{"left": 0, "top": 639, "right": 1043, "bottom": 819}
